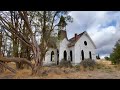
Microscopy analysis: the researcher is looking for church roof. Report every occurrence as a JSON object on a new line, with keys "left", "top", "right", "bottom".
{"left": 68, "top": 31, "right": 85, "bottom": 47}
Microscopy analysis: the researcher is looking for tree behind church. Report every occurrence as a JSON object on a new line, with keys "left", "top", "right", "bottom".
{"left": 96, "top": 54, "right": 100, "bottom": 59}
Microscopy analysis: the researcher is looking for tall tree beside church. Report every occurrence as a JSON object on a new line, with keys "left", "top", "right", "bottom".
{"left": 10, "top": 11, "right": 19, "bottom": 58}
{"left": 19, "top": 22, "right": 32, "bottom": 69}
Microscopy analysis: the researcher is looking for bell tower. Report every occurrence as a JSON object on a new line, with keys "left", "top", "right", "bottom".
{"left": 58, "top": 15, "right": 67, "bottom": 30}
{"left": 57, "top": 15, "right": 67, "bottom": 40}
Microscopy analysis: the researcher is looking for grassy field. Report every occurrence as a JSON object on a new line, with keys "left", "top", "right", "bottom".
{"left": 0, "top": 59, "right": 120, "bottom": 79}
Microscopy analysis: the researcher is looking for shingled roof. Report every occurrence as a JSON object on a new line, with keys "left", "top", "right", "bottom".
{"left": 68, "top": 31, "right": 85, "bottom": 47}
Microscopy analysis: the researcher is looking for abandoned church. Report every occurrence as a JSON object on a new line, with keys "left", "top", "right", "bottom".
{"left": 43, "top": 29, "right": 96, "bottom": 66}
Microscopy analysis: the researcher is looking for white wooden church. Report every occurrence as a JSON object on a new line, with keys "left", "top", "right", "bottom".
{"left": 43, "top": 29, "right": 96, "bottom": 65}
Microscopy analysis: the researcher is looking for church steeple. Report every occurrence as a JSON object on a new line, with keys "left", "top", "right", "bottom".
{"left": 58, "top": 30, "right": 67, "bottom": 40}
{"left": 58, "top": 15, "right": 67, "bottom": 31}
{"left": 57, "top": 16, "right": 67, "bottom": 40}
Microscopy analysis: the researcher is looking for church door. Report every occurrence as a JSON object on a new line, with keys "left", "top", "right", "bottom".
{"left": 57, "top": 49, "right": 59, "bottom": 65}
{"left": 64, "top": 50, "right": 67, "bottom": 61}
{"left": 89, "top": 51, "right": 92, "bottom": 59}
{"left": 70, "top": 50, "right": 72, "bottom": 61}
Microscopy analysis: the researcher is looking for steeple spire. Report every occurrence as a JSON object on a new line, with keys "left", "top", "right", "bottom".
{"left": 58, "top": 15, "right": 67, "bottom": 31}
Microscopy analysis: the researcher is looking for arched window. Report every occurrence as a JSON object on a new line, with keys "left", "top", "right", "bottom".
{"left": 57, "top": 49, "right": 59, "bottom": 65}
{"left": 51, "top": 51, "right": 54, "bottom": 61}
{"left": 64, "top": 50, "right": 67, "bottom": 61}
{"left": 81, "top": 50, "right": 84, "bottom": 60}
{"left": 70, "top": 50, "right": 72, "bottom": 61}
{"left": 89, "top": 51, "right": 92, "bottom": 59}
{"left": 84, "top": 41, "right": 87, "bottom": 46}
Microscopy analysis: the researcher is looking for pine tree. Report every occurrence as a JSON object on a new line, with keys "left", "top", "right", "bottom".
{"left": 110, "top": 39, "right": 120, "bottom": 64}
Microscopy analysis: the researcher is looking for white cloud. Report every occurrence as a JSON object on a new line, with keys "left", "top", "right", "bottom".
{"left": 67, "top": 11, "right": 120, "bottom": 58}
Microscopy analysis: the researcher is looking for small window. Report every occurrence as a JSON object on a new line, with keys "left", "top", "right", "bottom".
{"left": 84, "top": 41, "right": 87, "bottom": 46}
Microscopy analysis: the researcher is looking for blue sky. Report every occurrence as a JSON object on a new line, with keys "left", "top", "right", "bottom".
{"left": 66, "top": 11, "right": 120, "bottom": 58}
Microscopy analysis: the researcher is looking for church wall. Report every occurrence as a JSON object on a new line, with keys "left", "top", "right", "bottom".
{"left": 74, "top": 33, "right": 96, "bottom": 64}
{"left": 43, "top": 48, "right": 57, "bottom": 65}
{"left": 43, "top": 31, "right": 96, "bottom": 66}
{"left": 68, "top": 46, "right": 75, "bottom": 64}
{"left": 59, "top": 38, "right": 70, "bottom": 62}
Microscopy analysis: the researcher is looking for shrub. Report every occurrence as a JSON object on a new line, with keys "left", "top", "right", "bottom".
{"left": 59, "top": 58, "right": 72, "bottom": 68}
{"left": 50, "top": 63, "right": 57, "bottom": 66}
{"left": 114, "top": 64, "right": 120, "bottom": 71}
{"left": 80, "top": 59, "right": 96, "bottom": 70}
{"left": 104, "top": 56, "right": 110, "bottom": 61}
{"left": 94, "top": 63, "right": 105, "bottom": 69}
{"left": 74, "top": 65, "right": 81, "bottom": 71}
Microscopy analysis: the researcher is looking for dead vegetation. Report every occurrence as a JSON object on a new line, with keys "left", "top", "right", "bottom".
{"left": 0, "top": 59, "right": 120, "bottom": 79}
{"left": 0, "top": 57, "right": 33, "bottom": 74}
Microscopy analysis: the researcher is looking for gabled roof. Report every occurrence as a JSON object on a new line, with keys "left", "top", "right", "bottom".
{"left": 68, "top": 31, "right": 85, "bottom": 47}
{"left": 57, "top": 30, "right": 96, "bottom": 49}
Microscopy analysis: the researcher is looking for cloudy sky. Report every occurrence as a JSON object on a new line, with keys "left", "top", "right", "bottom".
{"left": 66, "top": 11, "right": 120, "bottom": 58}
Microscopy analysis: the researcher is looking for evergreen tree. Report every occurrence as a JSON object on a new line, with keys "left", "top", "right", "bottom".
{"left": 110, "top": 39, "right": 120, "bottom": 64}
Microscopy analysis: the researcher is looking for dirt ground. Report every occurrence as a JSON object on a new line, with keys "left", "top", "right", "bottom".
{"left": 0, "top": 59, "right": 120, "bottom": 79}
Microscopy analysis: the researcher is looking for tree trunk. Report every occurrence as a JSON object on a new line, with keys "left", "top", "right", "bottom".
{"left": 32, "top": 47, "right": 42, "bottom": 75}
{"left": 31, "top": 36, "right": 43, "bottom": 75}
{"left": 32, "top": 47, "right": 47, "bottom": 75}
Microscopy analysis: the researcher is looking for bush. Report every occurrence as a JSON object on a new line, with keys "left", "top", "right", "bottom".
{"left": 59, "top": 58, "right": 72, "bottom": 68}
{"left": 80, "top": 59, "right": 96, "bottom": 70}
{"left": 74, "top": 65, "right": 81, "bottom": 71}
{"left": 104, "top": 57, "right": 110, "bottom": 60}
{"left": 94, "top": 63, "right": 105, "bottom": 69}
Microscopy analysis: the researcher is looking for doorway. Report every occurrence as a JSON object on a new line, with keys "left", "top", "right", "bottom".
{"left": 64, "top": 50, "right": 67, "bottom": 61}
{"left": 81, "top": 50, "right": 84, "bottom": 60}
{"left": 89, "top": 51, "right": 92, "bottom": 59}
{"left": 70, "top": 50, "right": 72, "bottom": 61}
{"left": 57, "top": 49, "right": 59, "bottom": 65}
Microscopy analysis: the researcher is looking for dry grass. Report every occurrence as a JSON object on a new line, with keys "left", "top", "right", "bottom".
{"left": 14, "top": 69, "right": 32, "bottom": 79}
{"left": 1, "top": 59, "right": 120, "bottom": 79}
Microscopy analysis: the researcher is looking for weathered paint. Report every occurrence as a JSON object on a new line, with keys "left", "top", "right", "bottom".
{"left": 74, "top": 32, "right": 96, "bottom": 65}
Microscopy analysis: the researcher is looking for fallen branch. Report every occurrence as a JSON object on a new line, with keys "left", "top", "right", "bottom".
{"left": 0, "top": 57, "right": 33, "bottom": 70}
{"left": 0, "top": 61, "right": 16, "bottom": 73}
